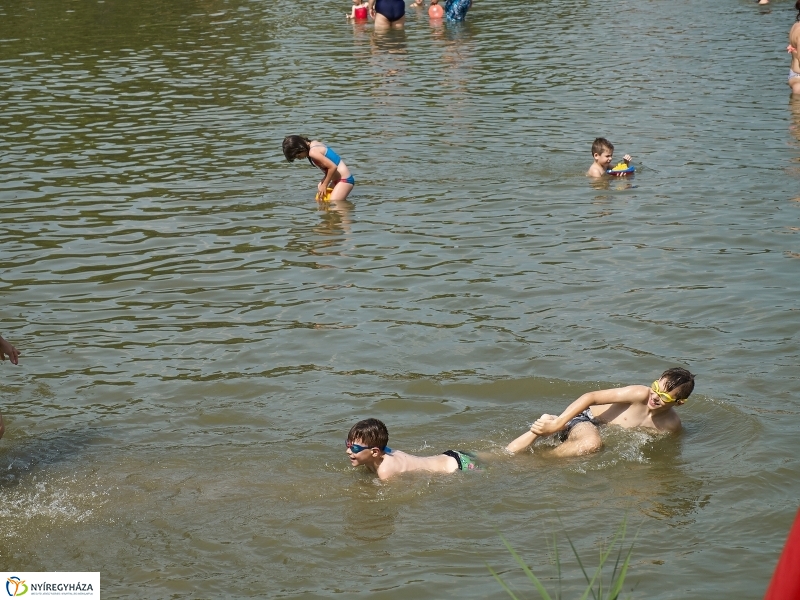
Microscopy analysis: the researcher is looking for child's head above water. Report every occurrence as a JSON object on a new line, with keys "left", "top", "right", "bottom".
{"left": 589, "top": 137, "right": 616, "bottom": 172}
{"left": 282, "top": 135, "right": 311, "bottom": 162}
{"left": 656, "top": 367, "right": 696, "bottom": 405}
{"left": 591, "top": 137, "right": 613, "bottom": 159}
{"left": 347, "top": 418, "right": 389, "bottom": 450}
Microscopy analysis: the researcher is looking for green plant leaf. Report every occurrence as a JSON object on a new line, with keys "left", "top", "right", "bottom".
{"left": 498, "top": 534, "right": 555, "bottom": 600}
{"left": 487, "top": 564, "right": 522, "bottom": 600}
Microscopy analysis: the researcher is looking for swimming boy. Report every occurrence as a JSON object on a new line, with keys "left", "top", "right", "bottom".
{"left": 506, "top": 367, "right": 695, "bottom": 456}
{"left": 586, "top": 137, "right": 631, "bottom": 178}
{"left": 346, "top": 418, "right": 478, "bottom": 480}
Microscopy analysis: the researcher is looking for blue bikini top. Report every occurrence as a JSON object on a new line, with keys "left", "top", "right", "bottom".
{"left": 308, "top": 143, "right": 341, "bottom": 167}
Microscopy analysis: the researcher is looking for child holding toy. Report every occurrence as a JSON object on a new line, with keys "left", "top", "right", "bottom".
{"left": 282, "top": 136, "right": 355, "bottom": 202}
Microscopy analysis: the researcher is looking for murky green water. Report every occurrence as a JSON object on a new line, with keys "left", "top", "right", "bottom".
{"left": 1, "top": 0, "right": 799, "bottom": 597}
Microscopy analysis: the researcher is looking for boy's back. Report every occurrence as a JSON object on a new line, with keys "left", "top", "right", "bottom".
{"left": 375, "top": 450, "right": 458, "bottom": 480}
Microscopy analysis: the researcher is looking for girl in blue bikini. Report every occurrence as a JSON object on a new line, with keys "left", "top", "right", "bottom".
{"left": 282, "top": 136, "right": 355, "bottom": 202}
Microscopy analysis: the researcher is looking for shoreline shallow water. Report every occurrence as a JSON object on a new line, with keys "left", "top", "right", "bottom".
{"left": 1, "top": 0, "right": 799, "bottom": 597}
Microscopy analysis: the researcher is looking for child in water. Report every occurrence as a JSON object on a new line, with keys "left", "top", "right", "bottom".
{"left": 346, "top": 418, "right": 479, "bottom": 480}
{"left": 506, "top": 367, "right": 695, "bottom": 457}
{"left": 347, "top": 0, "right": 369, "bottom": 21}
{"left": 282, "top": 136, "right": 355, "bottom": 202}
{"left": 586, "top": 137, "right": 632, "bottom": 177}
{"left": 429, "top": 0, "right": 444, "bottom": 19}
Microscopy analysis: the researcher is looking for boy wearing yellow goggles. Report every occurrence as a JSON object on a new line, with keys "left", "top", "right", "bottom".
{"left": 506, "top": 367, "right": 695, "bottom": 457}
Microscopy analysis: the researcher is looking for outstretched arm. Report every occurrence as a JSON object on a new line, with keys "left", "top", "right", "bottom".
{"left": 505, "top": 414, "right": 559, "bottom": 454}
{"left": 506, "top": 429, "right": 538, "bottom": 454}
{"left": 0, "top": 336, "right": 19, "bottom": 365}
{"left": 505, "top": 386, "right": 646, "bottom": 454}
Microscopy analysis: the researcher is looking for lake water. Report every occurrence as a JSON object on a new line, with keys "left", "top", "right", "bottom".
{"left": 1, "top": 0, "right": 799, "bottom": 597}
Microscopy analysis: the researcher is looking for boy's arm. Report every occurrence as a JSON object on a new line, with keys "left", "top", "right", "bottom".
{"left": 506, "top": 430, "right": 537, "bottom": 454}
{"left": 532, "top": 385, "right": 647, "bottom": 436}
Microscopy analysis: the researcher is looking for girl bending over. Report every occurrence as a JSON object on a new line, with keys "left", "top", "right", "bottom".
{"left": 282, "top": 136, "right": 355, "bottom": 202}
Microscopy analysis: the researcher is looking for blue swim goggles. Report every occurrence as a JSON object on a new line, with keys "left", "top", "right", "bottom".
{"left": 346, "top": 440, "right": 392, "bottom": 454}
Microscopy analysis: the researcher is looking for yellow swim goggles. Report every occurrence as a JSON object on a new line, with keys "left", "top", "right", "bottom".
{"left": 651, "top": 380, "right": 680, "bottom": 404}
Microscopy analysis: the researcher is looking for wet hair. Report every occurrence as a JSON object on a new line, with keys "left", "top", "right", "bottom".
{"left": 282, "top": 135, "right": 311, "bottom": 162}
{"left": 591, "top": 137, "right": 613, "bottom": 156}
{"left": 796, "top": 0, "right": 800, "bottom": 21}
{"left": 659, "top": 367, "right": 695, "bottom": 401}
{"left": 347, "top": 418, "right": 389, "bottom": 450}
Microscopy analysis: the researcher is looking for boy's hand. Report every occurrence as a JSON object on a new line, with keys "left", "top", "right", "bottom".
{"left": 531, "top": 414, "right": 560, "bottom": 436}
{"left": 0, "top": 337, "right": 20, "bottom": 365}
{"left": 623, "top": 154, "right": 632, "bottom": 163}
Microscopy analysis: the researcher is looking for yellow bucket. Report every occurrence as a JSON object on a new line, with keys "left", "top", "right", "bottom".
{"left": 316, "top": 187, "right": 335, "bottom": 202}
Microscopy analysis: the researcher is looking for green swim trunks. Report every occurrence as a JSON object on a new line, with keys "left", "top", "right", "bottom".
{"left": 443, "top": 450, "right": 479, "bottom": 471}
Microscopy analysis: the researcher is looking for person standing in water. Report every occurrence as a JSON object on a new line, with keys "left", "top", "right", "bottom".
{"left": 282, "top": 136, "right": 355, "bottom": 203}
{"left": 368, "top": 0, "right": 406, "bottom": 30}
{"left": 789, "top": 1, "right": 800, "bottom": 94}
{"left": 347, "top": 0, "right": 370, "bottom": 21}
{"left": 444, "top": 0, "right": 472, "bottom": 21}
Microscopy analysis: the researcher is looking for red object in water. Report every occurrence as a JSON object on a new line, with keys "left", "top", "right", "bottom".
{"left": 764, "top": 508, "right": 800, "bottom": 600}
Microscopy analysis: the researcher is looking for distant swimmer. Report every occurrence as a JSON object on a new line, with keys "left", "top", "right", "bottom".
{"left": 445, "top": 0, "right": 472, "bottom": 21}
{"left": 789, "top": 1, "right": 800, "bottom": 94}
{"left": 368, "top": 0, "right": 405, "bottom": 30}
{"left": 586, "top": 137, "right": 632, "bottom": 178}
{"left": 0, "top": 334, "right": 21, "bottom": 440}
{"left": 429, "top": 0, "right": 444, "bottom": 19}
{"left": 346, "top": 418, "right": 480, "bottom": 480}
{"left": 347, "top": 0, "right": 370, "bottom": 21}
{"left": 506, "top": 367, "right": 695, "bottom": 456}
{"left": 282, "top": 136, "right": 355, "bottom": 203}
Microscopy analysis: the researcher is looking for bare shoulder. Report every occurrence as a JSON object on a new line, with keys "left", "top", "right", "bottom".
{"left": 376, "top": 452, "right": 405, "bottom": 480}
{"left": 653, "top": 408, "right": 682, "bottom": 433}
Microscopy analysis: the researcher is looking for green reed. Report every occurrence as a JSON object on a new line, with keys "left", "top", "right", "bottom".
{"left": 488, "top": 518, "right": 637, "bottom": 600}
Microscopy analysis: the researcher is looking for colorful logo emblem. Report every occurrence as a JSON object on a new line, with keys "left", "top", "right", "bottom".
{"left": 5, "top": 577, "right": 28, "bottom": 597}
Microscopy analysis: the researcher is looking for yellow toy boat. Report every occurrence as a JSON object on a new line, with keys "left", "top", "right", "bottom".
{"left": 606, "top": 162, "right": 635, "bottom": 176}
